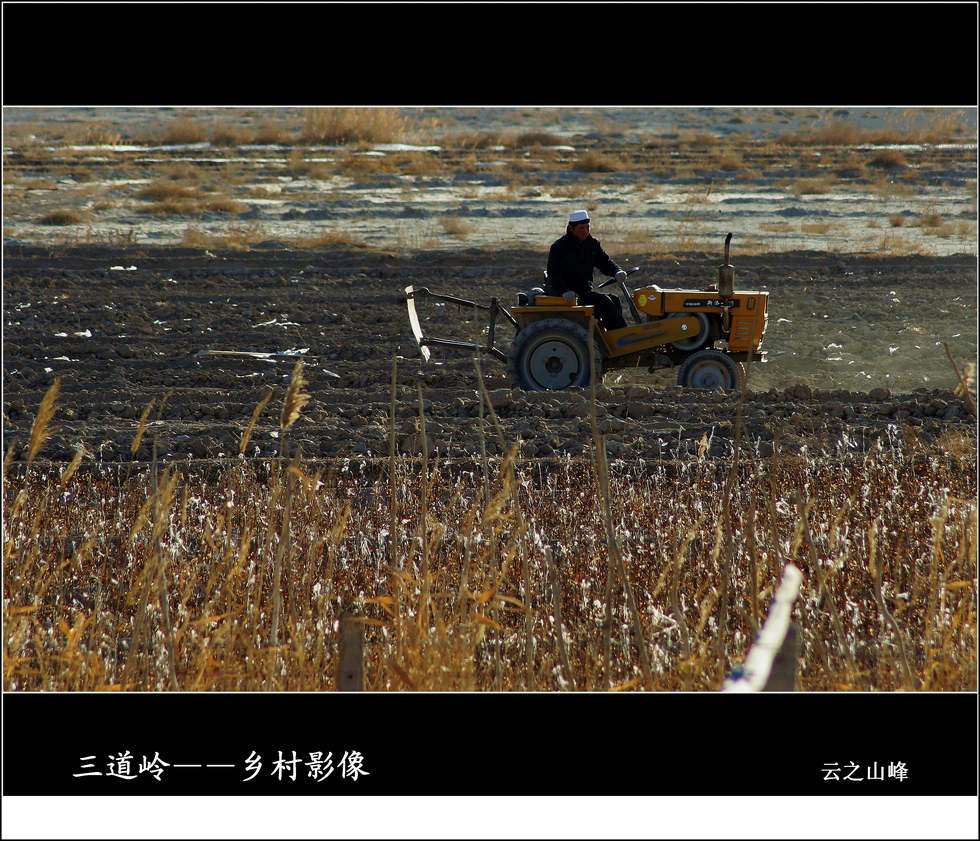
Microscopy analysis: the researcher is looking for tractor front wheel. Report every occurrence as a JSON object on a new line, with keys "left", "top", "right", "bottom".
{"left": 509, "top": 318, "right": 603, "bottom": 391}
{"left": 676, "top": 349, "right": 742, "bottom": 391}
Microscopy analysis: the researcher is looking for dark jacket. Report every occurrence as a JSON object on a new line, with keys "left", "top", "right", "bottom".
{"left": 545, "top": 232, "right": 622, "bottom": 296}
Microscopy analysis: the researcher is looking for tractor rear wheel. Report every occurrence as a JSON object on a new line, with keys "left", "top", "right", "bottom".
{"left": 508, "top": 318, "right": 603, "bottom": 391}
{"left": 676, "top": 349, "right": 742, "bottom": 391}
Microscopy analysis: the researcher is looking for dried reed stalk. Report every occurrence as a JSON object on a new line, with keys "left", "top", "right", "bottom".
{"left": 60, "top": 445, "right": 87, "bottom": 488}
{"left": 793, "top": 492, "right": 858, "bottom": 680}
{"left": 279, "top": 360, "right": 311, "bottom": 462}
{"left": 26, "top": 378, "right": 60, "bottom": 468}
{"left": 2, "top": 441, "right": 17, "bottom": 480}
{"left": 923, "top": 497, "right": 951, "bottom": 653}
{"left": 943, "top": 342, "right": 976, "bottom": 417}
{"left": 473, "top": 355, "right": 526, "bottom": 688}
{"left": 670, "top": 522, "right": 698, "bottom": 665}
{"left": 587, "top": 318, "right": 654, "bottom": 691}
{"left": 473, "top": 357, "right": 492, "bottom": 511}
{"left": 388, "top": 355, "right": 403, "bottom": 657}
{"left": 868, "top": 519, "right": 915, "bottom": 688}
{"left": 545, "top": 545, "right": 575, "bottom": 690}
{"left": 765, "top": 425, "right": 784, "bottom": 580}
{"left": 269, "top": 458, "right": 297, "bottom": 647}
{"left": 130, "top": 398, "right": 155, "bottom": 457}
{"left": 240, "top": 389, "right": 273, "bottom": 454}
{"left": 746, "top": 499, "right": 760, "bottom": 634}
{"left": 416, "top": 380, "right": 431, "bottom": 635}
{"left": 123, "top": 465, "right": 180, "bottom": 689}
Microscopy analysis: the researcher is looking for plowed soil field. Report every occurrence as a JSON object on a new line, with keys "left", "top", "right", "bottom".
{"left": 2, "top": 243, "right": 975, "bottom": 466}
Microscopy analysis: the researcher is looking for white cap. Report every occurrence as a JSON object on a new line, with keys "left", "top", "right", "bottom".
{"left": 568, "top": 209, "right": 590, "bottom": 223}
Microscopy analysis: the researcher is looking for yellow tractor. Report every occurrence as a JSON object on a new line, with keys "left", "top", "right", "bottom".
{"left": 406, "top": 233, "right": 768, "bottom": 391}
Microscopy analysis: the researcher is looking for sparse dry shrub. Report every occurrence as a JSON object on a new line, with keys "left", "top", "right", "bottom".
{"left": 181, "top": 223, "right": 266, "bottom": 250}
{"left": 161, "top": 118, "right": 208, "bottom": 145}
{"left": 210, "top": 121, "right": 254, "bottom": 146}
{"left": 801, "top": 222, "right": 832, "bottom": 234}
{"left": 870, "top": 148, "right": 908, "bottom": 168}
{"left": 791, "top": 177, "right": 835, "bottom": 196}
{"left": 252, "top": 121, "right": 295, "bottom": 145}
{"left": 203, "top": 197, "right": 248, "bottom": 214}
{"left": 301, "top": 108, "right": 408, "bottom": 145}
{"left": 515, "top": 130, "right": 564, "bottom": 147}
{"left": 284, "top": 148, "right": 331, "bottom": 178}
{"left": 776, "top": 109, "right": 971, "bottom": 146}
{"left": 74, "top": 122, "right": 123, "bottom": 146}
{"left": 341, "top": 153, "right": 398, "bottom": 175}
{"left": 575, "top": 151, "right": 626, "bottom": 172}
{"left": 439, "top": 215, "right": 476, "bottom": 236}
{"left": 37, "top": 208, "right": 91, "bottom": 226}
{"left": 136, "top": 199, "right": 200, "bottom": 216}
{"left": 715, "top": 151, "right": 744, "bottom": 171}
{"left": 290, "top": 230, "right": 372, "bottom": 250}
{"left": 160, "top": 163, "right": 203, "bottom": 182}
{"left": 216, "top": 223, "right": 268, "bottom": 250}
{"left": 447, "top": 130, "right": 504, "bottom": 149}
{"left": 678, "top": 132, "right": 720, "bottom": 146}
{"left": 182, "top": 227, "right": 214, "bottom": 248}
{"left": 777, "top": 119, "right": 866, "bottom": 146}
{"left": 394, "top": 152, "right": 441, "bottom": 177}
{"left": 136, "top": 182, "right": 202, "bottom": 202}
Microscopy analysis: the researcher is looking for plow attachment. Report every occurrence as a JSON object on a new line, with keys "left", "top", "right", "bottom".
{"left": 405, "top": 285, "right": 517, "bottom": 365}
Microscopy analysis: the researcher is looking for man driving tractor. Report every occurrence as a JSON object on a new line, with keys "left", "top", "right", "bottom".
{"left": 544, "top": 209, "right": 628, "bottom": 330}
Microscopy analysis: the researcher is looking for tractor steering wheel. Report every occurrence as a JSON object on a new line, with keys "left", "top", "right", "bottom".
{"left": 596, "top": 266, "right": 641, "bottom": 289}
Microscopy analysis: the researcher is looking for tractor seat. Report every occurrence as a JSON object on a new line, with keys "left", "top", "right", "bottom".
{"left": 517, "top": 286, "right": 546, "bottom": 306}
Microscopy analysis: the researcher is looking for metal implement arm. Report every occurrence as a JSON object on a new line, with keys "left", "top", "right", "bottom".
{"left": 404, "top": 285, "right": 514, "bottom": 365}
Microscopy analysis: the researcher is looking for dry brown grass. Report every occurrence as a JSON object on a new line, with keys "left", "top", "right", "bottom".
{"left": 136, "top": 182, "right": 203, "bottom": 202}
{"left": 73, "top": 123, "right": 123, "bottom": 146}
{"left": 870, "top": 148, "right": 909, "bottom": 168}
{"left": 253, "top": 121, "right": 295, "bottom": 146}
{"left": 135, "top": 188, "right": 247, "bottom": 216}
{"left": 776, "top": 109, "right": 972, "bottom": 146}
{"left": 288, "top": 230, "right": 373, "bottom": 250}
{"left": 515, "top": 130, "right": 564, "bottom": 147}
{"left": 36, "top": 208, "right": 91, "bottom": 226}
{"left": 301, "top": 108, "right": 409, "bottom": 145}
{"left": 340, "top": 153, "right": 398, "bottom": 175}
{"left": 446, "top": 131, "right": 505, "bottom": 150}
{"left": 790, "top": 176, "right": 836, "bottom": 196}
{"left": 801, "top": 222, "right": 833, "bottom": 235}
{"left": 4, "top": 381, "right": 976, "bottom": 693}
{"left": 160, "top": 118, "right": 208, "bottom": 145}
{"left": 210, "top": 121, "right": 254, "bottom": 147}
{"left": 182, "top": 223, "right": 267, "bottom": 250}
{"left": 438, "top": 215, "right": 476, "bottom": 237}
{"left": 576, "top": 151, "right": 627, "bottom": 173}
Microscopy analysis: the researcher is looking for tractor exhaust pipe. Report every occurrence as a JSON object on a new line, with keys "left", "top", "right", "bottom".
{"left": 718, "top": 233, "right": 735, "bottom": 333}
{"left": 718, "top": 232, "right": 734, "bottom": 298}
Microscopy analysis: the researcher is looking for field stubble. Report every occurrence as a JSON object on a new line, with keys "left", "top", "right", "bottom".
{"left": 3, "top": 363, "right": 976, "bottom": 693}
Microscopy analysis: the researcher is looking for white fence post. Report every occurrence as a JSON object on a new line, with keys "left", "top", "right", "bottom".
{"left": 723, "top": 564, "right": 802, "bottom": 693}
